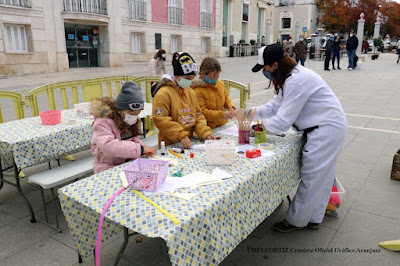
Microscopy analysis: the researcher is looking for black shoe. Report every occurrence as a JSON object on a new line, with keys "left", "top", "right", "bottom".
{"left": 273, "top": 220, "right": 305, "bottom": 233}
{"left": 307, "top": 222, "right": 320, "bottom": 230}
{"left": 332, "top": 67, "right": 336, "bottom": 70}
{"left": 338, "top": 67, "right": 341, "bottom": 70}
{"left": 324, "top": 69, "right": 330, "bottom": 71}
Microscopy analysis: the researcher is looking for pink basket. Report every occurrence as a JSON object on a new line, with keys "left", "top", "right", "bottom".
{"left": 124, "top": 158, "right": 169, "bottom": 192}
{"left": 39, "top": 110, "right": 61, "bottom": 125}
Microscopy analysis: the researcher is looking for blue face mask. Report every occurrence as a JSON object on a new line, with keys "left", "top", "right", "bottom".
{"left": 330, "top": 37, "right": 334, "bottom": 41}
{"left": 177, "top": 77, "right": 192, "bottom": 89}
{"left": 263, "top": 70, "right": 274, "bottom": 80}
{"left": 204, "top": 74, "right": 218, "bottom": 85}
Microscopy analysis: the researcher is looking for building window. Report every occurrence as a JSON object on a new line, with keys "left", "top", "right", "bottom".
{"left": 131, "top": 32, "right": 145, "bottom": 53}
{"left": 0, "top": 0, "right": 31, "bottom": 8}
{"left": 200, "top": 0, "right": 213, "bottom": 28}
{"left": 155, "top": 33, "right": 162, "bottom": 50}
{"left": 201, "top": 37, "right": 211, "bottom": 54}
{"left": 170, "top": 35, "right": 181, "bottom": 53}
{"left": 242, "top": 3, "right": 249, "bottom": 22}
{"left": 128, "top": 0, "right": 146, "bottom": 21}
{"left": 4, "top": 24, "right": 28, "bottom": 53}
{"left": 169, "top": 0, "right": 183, "bottom": 25}
{"left": 282, "top": 18, "right": 291, "bottom": 29}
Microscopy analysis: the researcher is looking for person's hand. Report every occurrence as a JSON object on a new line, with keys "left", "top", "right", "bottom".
{"left": 206, "top": 134, "right": 217, "bottom": 140}
{"left": 180, "top": 136, "right": 192, "bottom": 149}
{"left": 143, "top": 145, "right": 157, "bottom": 157}
{"left": 223, "top": 110, "right": 235, "bottom": 119}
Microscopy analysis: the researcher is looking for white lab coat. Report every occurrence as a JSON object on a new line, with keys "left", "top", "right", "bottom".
{"left": 255, "top": 64, "right": 347, "bottom": 227}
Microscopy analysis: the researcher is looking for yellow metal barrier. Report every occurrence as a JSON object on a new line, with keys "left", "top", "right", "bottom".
{"left": 27, "top": 76, "right": 137, "bottom": 116}
{"left": 131, "top": 76, "right": 161, "bottom": 103}
{"left": 222, "top": 79, "right": 250, "bottom": 108}
{"left": 131, "top": 76, "right": 160, "bottom": 137}
{"left": 1, "top": 76, "right": 250, "bottom": 137}
{"left": 0, "top": 91, "right": 26, "bottom": 123}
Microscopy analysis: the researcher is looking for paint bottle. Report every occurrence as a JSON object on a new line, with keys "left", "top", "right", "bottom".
{"left": 160, "top": 141, "right": 166, "bottom": 156}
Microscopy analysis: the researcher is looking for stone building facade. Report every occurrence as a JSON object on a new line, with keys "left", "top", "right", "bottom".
{"left": 0, "top": 0, "right": 221, "bottom": 76}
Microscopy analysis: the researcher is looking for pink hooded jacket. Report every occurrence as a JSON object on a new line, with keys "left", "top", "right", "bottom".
{"left": 90, "top": 99, "right": 144, "bottom": 174}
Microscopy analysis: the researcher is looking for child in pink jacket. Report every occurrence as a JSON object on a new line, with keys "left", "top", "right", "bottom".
{"left": 90, "top": 82, "right": 156, "bottom": 173}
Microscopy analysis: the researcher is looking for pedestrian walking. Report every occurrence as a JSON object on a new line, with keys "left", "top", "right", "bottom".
{"left": 332, "top": 33, "right": 342, "bottom": 70}
{"left": 294, "top": 35, "right": 307, "bottom": 66}
{"left": 346, "top": 30, "right": 358, "bottom": 70}
{"left": 397, "top": 40, "right": 400, "bottom": 63}
{"left": 251, "top": 43, "right": 347, "bottom": 233}
{"left": 324, "top": 35, "right": 334, "bottom": 71}
{"left": 283, "top": 36, "right": 295, "bottom": 58}
{"left": 148, "top": 49, "right": 167, "bottom": 76}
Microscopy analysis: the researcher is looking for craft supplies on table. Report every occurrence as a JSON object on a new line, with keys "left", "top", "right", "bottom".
{"left": 123, "top": 158, "right": 169, "bottom": 192}
{"left": 258, "top": 143, "right": 274, "bottom": 150}
{"left": 236, "top": 144, "right": 276, "bottom": 161}
{"left": 74, "top": 102, "right": 92, "bottom": 116}
{"left": 234, "top": 108, "right": 256, "bottom": 144}
{"left": 246, "top": 149, "right": 261, "bottom": 158}
{"left": 39, "top": 110, "right": 62, "bottom": 125}
{"left": 205, "top": 140, "right": 236, "bottom": 165}
{"left": 169, "top": 150, "right": 183, "bottom": 159}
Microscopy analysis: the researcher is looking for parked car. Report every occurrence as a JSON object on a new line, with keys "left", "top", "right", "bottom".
{"left": 367, "top": 40, "right": 374, "bottom": 51}
{"left": 382, "top": 40, "right": 392, "bottom": 51}
{"left": 391, "top": 41, "right": 398, "bottom": 50}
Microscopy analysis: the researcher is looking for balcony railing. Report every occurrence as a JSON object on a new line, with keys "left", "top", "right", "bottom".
{"left": 200, "top": 11, "right": 213, "bottom": 29}
{"left": 63, "top": 0, "right": 107, "bottom": 15}
{"left": 169, "top": 6, "right": 183, "bottom": 25}
{"left": 0, "top": 0, "right": 31, "bottom": 8}
{"left": 128, "top": 0, "right": 146, "bottom": 21}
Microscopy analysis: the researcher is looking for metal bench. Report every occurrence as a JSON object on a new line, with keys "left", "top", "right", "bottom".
{"left": 28, "top": 156, "right": 94, "bottom": 231}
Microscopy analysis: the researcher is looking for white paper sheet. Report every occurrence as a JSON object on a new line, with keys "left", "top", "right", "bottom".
{"left": 212, "top": 167, "right": 233, "bottom": 180}
{"left": 142, "top": 168, "right": 234, "bottom": 195}
{"left": 216, "top": 125, "right": 239, "bottom": 137}
{"left": 149, "top": 155, "right": 178, "bottom": 166}
{"left": 168, "top": 192, "right": 197, "bottom": 200}
{"left": 143, "top": 171, "right": 222, "bottom": 195}
{"left": 191, "top": 144, "right": 206, "bottom": 151}
{"left": 235, "top": 145, "right": 276, "bottom": 161}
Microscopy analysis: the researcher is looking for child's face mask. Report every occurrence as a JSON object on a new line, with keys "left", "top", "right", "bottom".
{"left": 178, "top": 77, "right": 192, "bottom": 89}
{"left": 204, "top": 73, "right": 219, "bottom": 85}
{"left": 123, "top": 112, "right": 138, "bottom": 126}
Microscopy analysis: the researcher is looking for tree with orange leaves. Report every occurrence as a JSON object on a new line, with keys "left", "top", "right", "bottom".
{"left": 315, "top": 0, "right": 357, "bottom": 33}
{"left": 380, "top": 3, "right": 400, "bottom": 38}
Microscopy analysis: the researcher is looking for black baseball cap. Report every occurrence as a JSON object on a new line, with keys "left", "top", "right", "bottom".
{"left": 252, "top": 43, "right": 285, "bottom": 72}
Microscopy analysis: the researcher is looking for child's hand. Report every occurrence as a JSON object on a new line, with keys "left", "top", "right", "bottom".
{"left": 223, "top": 110, "right": 235, "bottom": 119}
{"left": 206, "top": 134, "right": 217, "bottom": 140}
{"left": 143, "top": 145, "right": 157, "bottom": 157}
{"left": 180, "top": 136, "right": 192, "bottom": 149}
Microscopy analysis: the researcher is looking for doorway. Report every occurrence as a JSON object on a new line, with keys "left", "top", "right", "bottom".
{"left": 65, "top": 24, "right": 100, "bottom": 68}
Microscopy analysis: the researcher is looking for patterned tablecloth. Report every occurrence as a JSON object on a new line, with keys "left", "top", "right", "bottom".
{"left": 59, "top": 123, "right": 303, "bottom": 265}
{"left": 0, "top": 104, "right": 152, "bottom": 171}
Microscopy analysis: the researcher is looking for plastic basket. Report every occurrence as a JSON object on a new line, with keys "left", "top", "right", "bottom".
{"left": 74, "top": 102, "right": 92, "bottom": 116}
{"left": 39, "top": 110, "right": 61, "bottom": 125}
{"left": 123, "top": 158, "right": 169, "bottom": 192}
{"left": 325, "top": 178, "right": 345, "bottom": 217}
{"left": 205, "top": 140, "right": 236, "bottom": 165}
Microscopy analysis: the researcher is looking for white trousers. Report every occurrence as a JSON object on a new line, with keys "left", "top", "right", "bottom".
{"left": 286, "top": 124, "right": 347, "bottom": 227}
